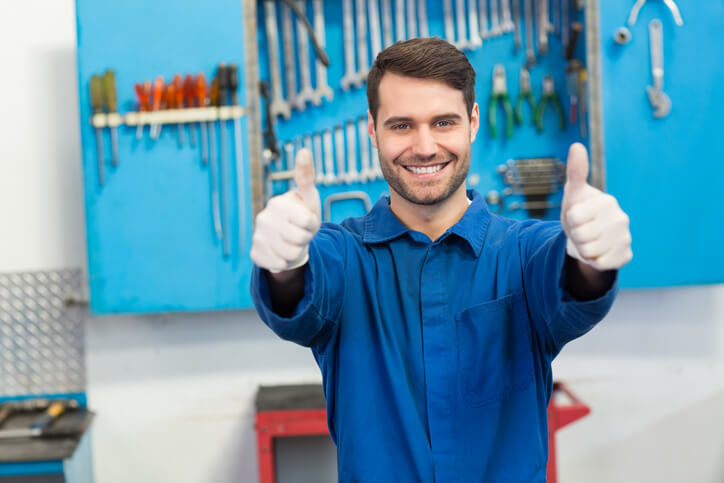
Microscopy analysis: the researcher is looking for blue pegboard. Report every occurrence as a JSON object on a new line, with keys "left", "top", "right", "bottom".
{"left": 598, "top": 0, "right": 724, "bottom": 288}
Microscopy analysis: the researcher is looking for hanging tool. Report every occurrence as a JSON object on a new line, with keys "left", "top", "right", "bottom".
{"left": 490, "top": 0, "right": 501, "bottom": 36}
{"left": 512, "top": 0, "right": 522, "bottom": 50}
{"left": 565, "top": 60, "right": 583, "bottom": 125}
{"left": 468, "top": 0, "right": 482, "bottom": 48}
{"left": 195, "top": 74, "right": 210, "bottom": 166}
{"left": 456, "top": 0, "right": 470, "bottom": 49}
{"left": 354, "top": 0, "right": 370, "bottom": 87}
{"left": 562, "top": 0, "right": 569, "bottom": 49}
{"left": 346, "top": 120, "right": 359, "bottom": 183}
{"left": 183, "top": 74, "right": 197, "bottom": 147}
{"left": 103, "top": 70, "right": 119, "bottom": 167}
{"left": 295, "top": 0, "right": 314, "bottom": 110}
{"left": 217, "top": 65, "right": 231, "bottom": 256}
{"left": 313, "top": 132, "right": 324, "bottom": 184}
{"left": 479, "top": 0, "right": 490, "bottom": 39}
{"left": 524, "top": 0, "right": 536, "bottom": 67}
{"left": 164, "top": 80, "right": 178, "bottom": 142}
{"left": 341, "top": 0, "right": 357, "bottom": 91}
{"left": 134, "top": 81, "right": 151, "bottom": 140}
{"left": 334, "top": 125, "right": 346, "bottom": 184}
{"left": 647, "top": 19, "right": 671, "bottom": 118}
{"left": 323, "top": 191, "right": 373, "bottom": 222}
{"left": 395, "top": 0, "right": 406, "bottom": 42}
{"left": 209, "top": 76, "right": 223, "bottom": 240}
{"left": 172, "top": 74, "right": 185, "bottom": 147}
{"left": 407, "top": 0, "right": 417, "bottom": 39}
{"left": 323, "top": 129, "right": 336, "bottom": 184}
{"left": 281, "top": 2, "right": 298, "bottom": 110}
{"left": 90, "top": 74, "right": 105, "bottom": 186}
{"left": 565, "top": 21, "right": 582, "bottom": 60}
{"left": 488, "top": 65, "right": 514, "bottom": 139}
{"left": 577, "top": 67, "right": 588, "bottom": 137}
{"left": 312, "top": 0, "right": 334, "bottom": 104}
{"left": 228, "top": 63, "right": 246, "bottom": 254}
{"left": 628, "top": 0, "right": 683, "bottom": 27}
{"left": 264, "top": 1, "right": 291, "bottom": 119}
{"left": 358, "top": 117, "right": 373, "bottom": 182}
{"left": 369, "top": 0, "right": 383, "bottom": 58}
{"left": 381, "top": 0, "right": 394, "bottom": 48}
{"left": 537, "top": 0, "right": 550, "bottom": 56}
{"left": 150, "top": 76, "right": 164, "bottom": 139}
{"left": 501, "top": 0, "right": 514, "bottom": 33}
{"left": 418, "top": 0, "right": 429, "bottom": 37}
{"left": 444, "top": 0, "right": 456, "bottom": 45}
{"left": 515, "top": 68, "right": 537, "bottom": 125}
{"left": 535, "top": 75, "right": 566, "bottom": 132}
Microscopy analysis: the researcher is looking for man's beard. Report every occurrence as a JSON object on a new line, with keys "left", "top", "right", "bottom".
{"left": 378, "top": 147, "right": 470, "bottom": 206}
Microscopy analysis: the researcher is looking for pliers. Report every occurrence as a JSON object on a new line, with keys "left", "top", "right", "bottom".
{"left": 488, "top": 65, "right": 514, "bottom": 139}
{"left": 535, "top": 75, "right": 566, "bottom": 133}
{"left": 514, "top": 68, "right": 536, "bottom": 126}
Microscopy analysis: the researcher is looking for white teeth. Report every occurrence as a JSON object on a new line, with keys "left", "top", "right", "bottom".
{"left": 405, "top": 163, "right": 445, "bottom": 174}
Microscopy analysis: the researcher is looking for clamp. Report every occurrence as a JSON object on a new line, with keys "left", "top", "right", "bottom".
{"left": 488, "top": 65, "right": 514, "bottom": 139}
{"left": 515, "top": 68, "right": 537, "bottom": 126}
{"left": 535, "top": 75, "right": 566, "bottom": 133}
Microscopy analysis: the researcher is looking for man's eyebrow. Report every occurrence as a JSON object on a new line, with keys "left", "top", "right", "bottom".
{"left": 382, "top": 113, "right": 463, "bottom": 127}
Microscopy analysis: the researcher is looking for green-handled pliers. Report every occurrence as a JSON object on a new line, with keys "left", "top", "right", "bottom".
{"left": 515, "top": 68, "right": 537, "bottom": 125}
{"left": 488, "top": 65, "right": 514, "bottom": 139}
{"left": 535, "top": 75, "right": 566, "bottom": 133}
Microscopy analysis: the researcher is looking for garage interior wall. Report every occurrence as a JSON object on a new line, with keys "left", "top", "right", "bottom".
{"left": 1, "top": 1, "right": 723, "bottom": 482}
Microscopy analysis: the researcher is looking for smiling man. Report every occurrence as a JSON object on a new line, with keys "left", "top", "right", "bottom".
{"left": 250, "top": 38, "right": 632, "bottom": 482}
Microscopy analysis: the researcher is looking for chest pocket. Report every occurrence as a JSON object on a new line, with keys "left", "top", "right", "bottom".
{"left": 455, "top": 291, "right": 535, "bottom": 407}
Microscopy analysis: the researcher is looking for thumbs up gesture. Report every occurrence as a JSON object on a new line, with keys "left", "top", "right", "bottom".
{"left": 561, "top": 143, "right": 632, "bottom": 271}
{"left": 250, "top": 148, "right": 322, "bottom": 273}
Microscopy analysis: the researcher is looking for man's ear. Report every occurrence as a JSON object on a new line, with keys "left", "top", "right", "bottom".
{"left": 367, "top": 110, "right": 378, "bottom": 148}
{"left": 469, "top": 102, "right": 480, "bottom": 143}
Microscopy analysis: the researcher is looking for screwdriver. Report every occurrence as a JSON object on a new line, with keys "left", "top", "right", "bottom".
{"left": 165, "top": 80, "right": 178, "bottom": 144}
{"left": 195, "top": 73, "right": 209, "bottom": 166}
{"left": 103, "top": 70, "right": 119, "bottom": 167}
{"left": 134, "top": 80, "right": 151, "bottom": 140}
{"left": 173, "top": 74, "right": 185, "bottom": 147}
{"left": 209, "top": 75, "right": 223, "bottom": 241}
{"left": 183, "top": 74, "right": 197, "bottom": 147}
{"left": 217, "top": 64, "right": 230, "bottom": 256}
{"left": 90, "top": 74, "right": 105, "bottom": 186}
{"left": 150, "top": 75, "right": 164, "bottom": 139}
{"left": 228, "top": 63, "right": 246, "bottom": 254}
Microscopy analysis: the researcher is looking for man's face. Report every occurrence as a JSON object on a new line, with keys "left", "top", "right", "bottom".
{"left": 368, "top": 72, "right": 479, "bottom": 206}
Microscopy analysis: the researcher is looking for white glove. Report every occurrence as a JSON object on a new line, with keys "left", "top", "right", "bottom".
{"left": 250, "top": 148, "right": 322, "bottom": 273}
{"left": 560, "top": 143, "right": 633, "bottom": 271}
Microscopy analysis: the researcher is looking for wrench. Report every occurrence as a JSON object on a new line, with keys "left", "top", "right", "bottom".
{"left": 444, "top": 0, "right": 456, "bottom": 45}
{"left": 281, "top": 4, "right": 298, "bottom": 110}
{"left": 295, "top": 1, "right": 314, "bottom": 110}
{"left": 501, "top": 0, "right": 514, "bottom": 33}
{"left": 312, "top": 0, "right": 334, "bottom": 104}
{"left": 456, "top": 0, "right": 470, "bottom": 48}
{"left": 358, "top": 117, "right": 373, "bottom": 182}
{"left": 418, "top": 0, "right": 429, "bottom": 37}
{"left": 372, "top": 143, "right": 383, "bottom": 179}
{"left": 407, "top": 0, "right": 417, "bottom": 39}
{"left": 381, "top": 0, "right": 394, "bottom": 48}
{"left": 395, "top": 0, "right": 406, "bottom": 42}
{"left": 369, "top": 0, "right": 383, "bottom": 59}
{"left": 537, "top": 0, "right": 549, "bottom": 56}
{"left": 335, "top": 126, "right": 347, "bottom": 184}
{"left": 323, "top": 129, "right": 336, "bottom": 184}
{"left": 340, "top": 0, "right": 356, "bottom": 91}
{"left": 312, "top": 133, "right": 325, "bottom": 184}
{"left": 553, "top": 0, "right": 559, "bottom": 34}
{"left": 490, "top": 0, "right": 501, "bottom": 37}
{"left": 284, "top": 142, "right": 295, "bottom": 180}
{"left": 479, "top": 0, "right": 490, "bottom": 39}
{"left": 647, "top": 19, "right": 671, "bottom": 118}
{"left": 264, "top": 2, "right": 291, "bottom": 119}
{"left": 346, "top": 121, "right": 360, "bottom": 183}
{"left": 562, "top": 0, "right": 569, "bottom": 51}
{"left": 524, "top": 0, "right": 536, "bottom": 66}
{"left": 468, "top": 0, "right": 483, "bottom": 48}
{"left": 354, "top": 0, "right": 369, "bottom": 88}
{"left": 512, "top": 0, "right": 521, "bottom": 50}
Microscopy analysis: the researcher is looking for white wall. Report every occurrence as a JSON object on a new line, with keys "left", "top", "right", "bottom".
{"left": 2, "top": 2, "right": 723, "bottom": 482}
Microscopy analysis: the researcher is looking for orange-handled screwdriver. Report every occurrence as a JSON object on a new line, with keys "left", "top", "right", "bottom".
{"left": 172, "top": 74, "right": 185, "bottom": 147}
{"left": 195, "top": 73, "right": 209, "bottom": 166}
{"left": 183, "top": 74, "right": 197, "bottom": 147}
{"left": 150, "top": 76, "right": 164, "bottom": 139}
{"left": 134, "top": 80, "right": 151, "bottom": 140}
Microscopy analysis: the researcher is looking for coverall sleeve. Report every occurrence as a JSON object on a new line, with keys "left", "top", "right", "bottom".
{"left": 250, "top": 224, "right": 346, "bottom": 349}
{"left": 518, "top": 220, "right": 619, "bottom": 355}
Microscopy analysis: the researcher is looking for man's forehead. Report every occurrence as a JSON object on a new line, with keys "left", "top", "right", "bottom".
{"left": 377, "top": 73, "right": 467, "bottom": 120}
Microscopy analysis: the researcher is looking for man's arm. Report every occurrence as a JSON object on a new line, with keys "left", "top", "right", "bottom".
{"left": 564, "top": 255, "right": 617, "bottom": 301}
{"left": 265, "top": 265, "right": 306, "bottom": 318}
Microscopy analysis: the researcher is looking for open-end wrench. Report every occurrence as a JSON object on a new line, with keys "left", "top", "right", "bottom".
{"left": 323, "top": 129, "right": 336, "bottom": 184}
{"left": 501, "top": 0, "right": 514, "bottom": 33}
{"left": 444, "top": 0, "right": 456, "bottom": 44}
{"left": 468, "top": 0, "right": 483, "bottom": 48}
{"left": 284, "top": 142, "right": 295, "bottom": 175}
{"left": 395, "top": 0, "right": 406, "bottom": 42}
{"left": 341, "top": 0, "right": 356, "bottom": 91}
{"left": 295, "top": 1, "right": 314, "bottom": 110}
{"left": 372, "top": 143, "right": 383, "bottom": 179}
{"left": 479, "top": 0, "right": 490, "bottom": 39}
{"left": 346, "top": 121, "right": 360, "bottom": 183}
{"left": 353, "top": 0, "right": 369, "bottom": 88}
{"left": 335, "top": 126, "right": 346, "bottom": 184}
{"left": 490, "top": 0, "right": 501, "bottom": 36}
{"left": 358, "top": 117, "right": 373, "bottom": 182}
{"left": 553, "top": 0, "right": 560, "bottom": 34}
{"left": 562, "top": 0, "right": 569, "bottom": 50}
{"left": 369, "top": 0, "right": 383, "bottom": 59}
{"left": 312, "top": 0, "right": 333, "bottom": 105}
{"left": 524, "top": 0, "right": 536, "bottom": 66}
{"left": 406, "top": 0, "right": 417, "bottom": 39}
{"left": 264, "top": 2, "right": 291, "bottom": 119}
{"left": 512, "top": 0, "right": 522, "bottom": 50}
{"left": 647, "top": 19, "right": 671, "bottom": 118}
{"left": 313, "top": 133, "right": 325, "bottom": 184}
{"left": 418, "top": 0, "right": 429, "bottom": 37}
{"left": 537, "top": 0, "right": 549, "bottom": 56}
{"left": 381, "top": 0, "right": 394, "bottom": 48}
{"left": 281, "top": 4, "right": 298, "bottom": 110}
{"left": 456, "top": 0, "right": 470, "bottom": 48}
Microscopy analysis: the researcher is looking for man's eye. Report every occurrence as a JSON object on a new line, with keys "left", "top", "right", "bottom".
{"left": 437, "top": 120, "right": 454, "bottom": 127}
{"left": 391, "top": 123, "right": 409, "bottom": 130}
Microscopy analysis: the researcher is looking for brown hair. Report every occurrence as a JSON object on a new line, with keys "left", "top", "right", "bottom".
{"left": 366, "top": 37, "right": 476, "bottom": 124}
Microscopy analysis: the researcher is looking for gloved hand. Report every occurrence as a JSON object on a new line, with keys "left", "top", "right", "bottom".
{"left": 561, "top": 143, "right": 633, "bottom": 271}
{"left": 250, "top": 148, "right": 321, "bottom": 273}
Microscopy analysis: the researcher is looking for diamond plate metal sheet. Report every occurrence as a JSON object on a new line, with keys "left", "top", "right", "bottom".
{"left": 0, "top": 269, "right": 86, "bottom": 396}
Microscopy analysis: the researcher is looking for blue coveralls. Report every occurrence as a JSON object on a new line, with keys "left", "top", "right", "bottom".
{"left": 251, "top": 189, "right": 618, "bottom": 482}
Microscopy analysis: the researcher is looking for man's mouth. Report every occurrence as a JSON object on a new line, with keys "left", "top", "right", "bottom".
{"left": 403, "top": 161, "right": 450, "bottom": 175}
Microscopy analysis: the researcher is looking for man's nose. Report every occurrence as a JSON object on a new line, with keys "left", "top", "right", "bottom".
{"left": 411, "top": 127, "right": 437, "bottom": 159}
